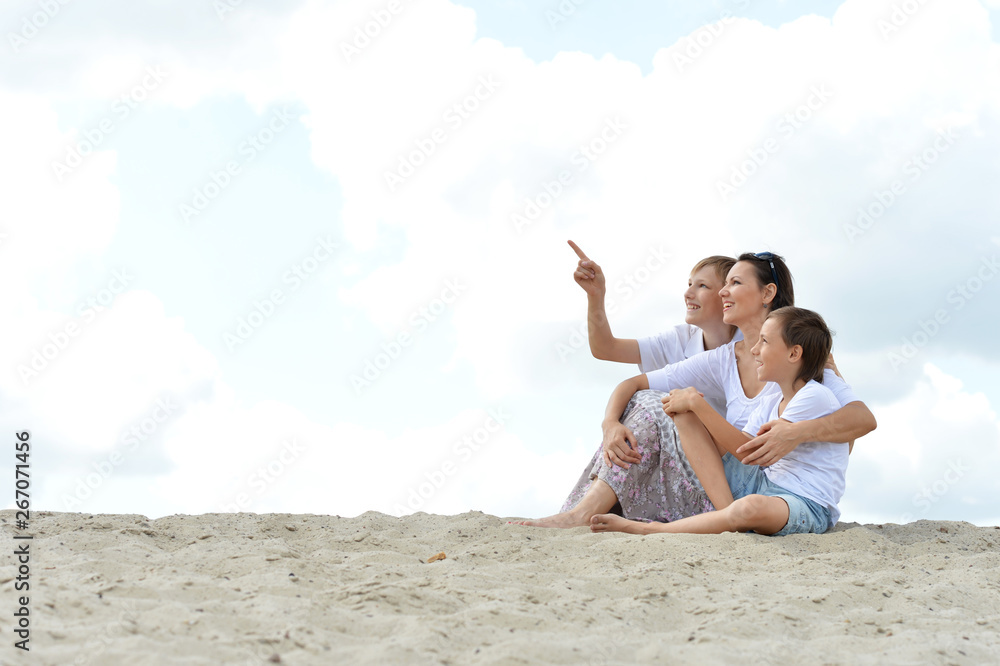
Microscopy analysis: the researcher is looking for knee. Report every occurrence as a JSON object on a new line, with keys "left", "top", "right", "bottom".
{"left": 728, "top": 495, "right": 769, "bottom": 526}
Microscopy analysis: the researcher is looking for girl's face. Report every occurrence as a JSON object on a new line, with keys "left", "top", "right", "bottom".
{"left": 683, "top": 267, "right": 725, "bottom": 327}
{"left": 750, "top": 317, "right": 792, "bottom": 383}
{"left": 719, "top": 261, "right": 768, "bottom": 326}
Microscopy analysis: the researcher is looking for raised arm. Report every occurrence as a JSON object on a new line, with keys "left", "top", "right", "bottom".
{"left": 568, "top": 240, "right": 640, "bottom": 364}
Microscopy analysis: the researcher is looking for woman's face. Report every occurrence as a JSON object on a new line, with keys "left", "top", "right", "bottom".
{"left": 719, "top": 260, "right": 767, "bottom": 326}
{"left": 683, "top": 266, "right": 726, "bottom": 327}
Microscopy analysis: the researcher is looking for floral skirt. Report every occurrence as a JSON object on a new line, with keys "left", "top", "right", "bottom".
{"left": 560, "top": 390, "right": 715, "bottom": 523}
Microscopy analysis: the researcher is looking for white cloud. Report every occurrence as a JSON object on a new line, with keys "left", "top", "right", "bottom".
{"left": 278, "top": 0, "right": 1000, "bottom": 399}
{"left": 0, "top": 91, "right": 120, "bottom": 289}
{"left": 841, "top": 363, "right": 1000, "bottom": 526}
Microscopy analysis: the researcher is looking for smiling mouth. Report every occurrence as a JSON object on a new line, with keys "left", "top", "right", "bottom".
{"left": 686, "top": 304, "right": 700, "bottom": 310}
{"left": 723, "top": 302, "right": 734, "bottom": 311}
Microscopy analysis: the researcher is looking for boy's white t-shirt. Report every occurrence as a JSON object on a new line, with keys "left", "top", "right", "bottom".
{"left": 637, "top": 324, "right": 705, "bottom": 373}
{"left": 637, "top": 324, "right": 743, "bottom": 416}
{"left": 645, "top": 339, "right": 860, "bottom": 431}
{"left": 742, "top": 380, "right": 848, "bottom": 528}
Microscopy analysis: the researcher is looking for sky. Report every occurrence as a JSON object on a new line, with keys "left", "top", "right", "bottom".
{"left": 1, "top": 0, "right": 999, "bottom": 526}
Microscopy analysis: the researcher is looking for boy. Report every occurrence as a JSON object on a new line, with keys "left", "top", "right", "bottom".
{"left": 590, "top": 306, "right": 847, "bottom": 536}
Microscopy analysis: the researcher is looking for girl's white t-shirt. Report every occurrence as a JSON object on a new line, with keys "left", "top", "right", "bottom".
{"left": 742, "top": 380, "right": 848, "bottom": 528}
{"left": 645, "top": 339, "right": 860, "bottom": 431}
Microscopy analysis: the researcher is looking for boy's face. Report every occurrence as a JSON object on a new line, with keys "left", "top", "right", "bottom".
{"left": 750, "top": 317, "right": 795, "bottom": 383}
{"left": 683, "top": 267, "right": 725, "bottom": 327}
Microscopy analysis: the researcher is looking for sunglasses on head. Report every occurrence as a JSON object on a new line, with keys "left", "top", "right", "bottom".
{"left": 754, "top": 252, "right": 779, "bottom": 290}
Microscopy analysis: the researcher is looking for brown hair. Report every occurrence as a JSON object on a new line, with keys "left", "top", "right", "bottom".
{"left": 767, "top": 306, "right": 832, "bottom": 383}
{"left": 736, "top": 252, "right": 794, "bottom": 311}
{"left": 692, "top": 255, "right": 736, "bottom": 284}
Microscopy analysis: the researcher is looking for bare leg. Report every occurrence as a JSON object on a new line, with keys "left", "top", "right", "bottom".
{"left": 516, "top": 478, "right": 618, "bottom": 528}
{"left": 673, "top": 411, "right": 734, "bottom": 509}
{"left": 588, "top": 514, "right": 649, "bottom": 534}
{"left": 591, "top": 495, "right": 789, "bottom": 535}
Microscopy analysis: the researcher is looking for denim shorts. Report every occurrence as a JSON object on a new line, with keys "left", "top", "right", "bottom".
{"left": 721, "top": 453, "right": 831, "bottom": 536}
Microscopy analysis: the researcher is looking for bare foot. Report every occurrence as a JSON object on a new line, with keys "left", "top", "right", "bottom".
{"left": 509, "top": 510, "right": 590, "bottom": 529}
{"left": 590, "top": 513, "right": 648, "bottom": 534}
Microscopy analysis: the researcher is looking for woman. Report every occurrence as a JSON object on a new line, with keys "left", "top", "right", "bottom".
{"left": 522, "top": 253, "right": 876, "bottom": 528}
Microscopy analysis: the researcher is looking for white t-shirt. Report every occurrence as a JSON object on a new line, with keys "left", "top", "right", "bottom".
{"left": 637, "top": 324, "right": 706, "bottom": 373}
{"left": 645, "top": 339, "right": 860, "bottom": 431}
{"left": 637, "top": 325, "right": 743, "bottom": 415}
{"left": 742, "top": 380, "right": 848, "bottom": 528}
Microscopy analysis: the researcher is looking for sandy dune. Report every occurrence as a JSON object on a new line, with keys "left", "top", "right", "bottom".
{"left": 1, "top": 510, "right": 998, "bottom": 665}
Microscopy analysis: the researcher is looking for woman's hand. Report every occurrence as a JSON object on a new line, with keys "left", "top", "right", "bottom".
{"left": 660, "top": 387, "right": 704, "bottom": 416}
{"left": 736, "top": 419, "right": 802, "bottom": 467}
{"left": 602, "top": 421, "right": 640, "bottom": 468}
{"left": 825, "top": 353, "right": 843, "bottom": 379}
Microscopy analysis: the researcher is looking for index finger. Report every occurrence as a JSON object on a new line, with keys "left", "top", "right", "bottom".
{"left": 567, "top": 240, "right": 589, "bottom": 261}
{"left": 742, "top": 447, "right": 766, "bottom": 465}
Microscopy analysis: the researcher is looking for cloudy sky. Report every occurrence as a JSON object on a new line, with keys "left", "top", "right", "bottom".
{"left": 2, "top": 0, "right": 998, "bottom": 526}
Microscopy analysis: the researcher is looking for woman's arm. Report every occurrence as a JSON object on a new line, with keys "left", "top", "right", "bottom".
{"left": 646, "top": 343, "right": 728, "bottom": 404}
{"left": 600, "top": 374, "right": 649, "bottom": 467}
{"left": 737, "top": 401, "right": 877, "bottom": 467}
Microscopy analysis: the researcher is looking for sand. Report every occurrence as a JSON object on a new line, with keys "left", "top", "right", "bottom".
{"left": 1, "top": 510, "right": 998, "bottom": 665}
